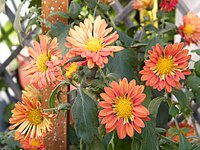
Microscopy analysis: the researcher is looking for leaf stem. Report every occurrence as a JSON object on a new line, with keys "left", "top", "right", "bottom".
{"left": 98, "top": 68, "right": 109, "bottom": 86}
{"left": 93, "top": 0, "right": 100, "bottom": 17}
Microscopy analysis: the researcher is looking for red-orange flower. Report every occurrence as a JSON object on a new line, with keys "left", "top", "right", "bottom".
{"left": 178, "top": 12, "right": 200, "bottom": 46}
{"left": 65, "top": 16, "right": 123, "bottom": 69}
{"left": 20, "top": 136, "right": 45, "bottom": 150}
{"left": 160, "top": 0, "right": 178, "bottom": 12}
{"left": 9, "top": 95, "right": 56, "bottom": 139}
{"left": 24, "top": 35, "right": 62, "bottom": 89}
{"left": 98, "top": 78, "right": 150, "bottom": 139}
{"left": 166, "top": 121, "right": 195, "bottom": 142}
{"left": 140, "top": 43, "right": 191, "bottom": 93}
{"left": 132, "top": 0, "right": 154, "bottom": 10}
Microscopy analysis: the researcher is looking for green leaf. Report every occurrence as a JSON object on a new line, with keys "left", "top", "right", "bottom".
{"left": 187, "top": 73, "right": 200, "bottom": 93}
{"left": 107, "top": 48, "right": 136, "bottom": 81}
{"left": 71, "top": 88, "right": 99, "bottom": 144}
{"left": 68, "top": 1, "right": 81, "bottom": 19}
{"left": 46, "top": 11, "right": 69, "bottom": 19}
{"left": 191, "top": 49, "right": 200, "bottom": 56}
{"left": 148, "top": 97, "right": 166, "bottom": 118}
{"left": 172, "top": 89, "right": 188, "bottom": 112}
{"left": 69, "top": 125, "right": 80, "bottom": 145}
{"left": 117, "top": 30, "right": 133, "bottom": 46}
{"left": 194, "top": 60, "right": 200, "bottom": 77}
{"left": 169, "top": 105, "right": 179, "bottom": 118}
{"left": 50, "top": 22, "right": 70, "bottom": 53}
{"left": 85, "top": 0, "right": 97, "bottom": 8}
{"left": 48, "top": 83, "right": 63, "bottom": 108}
{"left": 141, "top": 119, "right": 159, "bottom": 150}
{"left": 131, "top": 138, "right": 141, "bottom": 150}
{"left": 98, "top": 3, "right": 110, "bottom": 11}
{"left": 0, "top": 0, "right": 5, "bottom": 13}
{"left": 179, "top": 132, "right": 191, "bottom": 150}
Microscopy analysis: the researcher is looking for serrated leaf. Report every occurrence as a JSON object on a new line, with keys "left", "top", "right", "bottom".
{"left": 85, "top": 0, "right": 97, "bottom": 8}
{"left": 141, "top": 118, "right": 159, "bottom": 150}
{"left": 194, "top": 60, "right": 200, "bottom": 77}
{"left": 68, "top": 1, "right": 81, "bottom": 19}
{"left": 191, "top": 49, "right": 200, "bottom": 56}
{"left": 71, "top": 88, "right": 99, "bottom": 144}
{"left": 148, "top": 97, "right": 166, "bottom": 118}
{"left": 107, "top": 48, "right": 136, "bottom": 80}
{"left": 172, "top": 89, "right": 188, "bottom": 112}
{"left": 169, "top": 105, "right": 179, "bottom": 117}
{"left": 187, "top": 73, "right": 200, "bottom": 93}
{"left": 179, "top": 132, "right": 191, "bottom": 150}
{"left": 0, "top": 0, "right": 5, "bottom": 13}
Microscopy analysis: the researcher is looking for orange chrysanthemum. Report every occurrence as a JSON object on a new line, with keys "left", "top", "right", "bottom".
{"left": 178, "top": 12, "right": 200, "bottom": 46}
{"left": 166, "top": 121, "right": 195, "bottom": 142}
{"left": 65, "top": 16, "right": 124, "bottom": 69}
{"left": 24, "top": 35, "right": 62, "bottom": 89}
{"left": 98, "top": 78, "right": 150, "bottom": 139}
{"left": 132, "top": 0, "right": 154, "bottom": 10}
{"left": 20, "top": 136, "right": 45, "bottom": 150}
{"left": 61, "top": 56, "right": 86, "bottom": 79}
{"left": 22, "top": 84, "right": 41, "bottom": 100}
{"left": 140, "top": 43, "right": 191, "bottom": 93}
{"left": 9, "top": 95, "right": 56, "bottom": 139}
{"left": 160, "top": 0, "right": 178, "bottom": 12}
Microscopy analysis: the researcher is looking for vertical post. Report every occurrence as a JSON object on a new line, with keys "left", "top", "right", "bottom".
{"left": 41, "top": 0, "right": 69, "bottom": 149}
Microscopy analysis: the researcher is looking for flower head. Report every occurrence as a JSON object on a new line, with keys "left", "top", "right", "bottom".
{"left": 9, "top": 95, "right": 56, "bottom": 139}
{"left": 178, "top": 12, "right": 200, "bottom": 46}
{"left": 65, "top": 16, "right": 123, "bottom": 69}
{"left": 61, "top": 56, "right": 86, "bottom": 79}
{"left": 140, "top": 43, "right": 191, "bottom": 93}
{"left": 160, "top": 0, "right": 178, "bottom": 12}
{"left": 20, "top": 136, "right": 45, "bottom": 150}
{"left": 132, "top": 0, "right": 154, "bottom": 10}
{"left": 24, "top": 35, "right": 63, "bottom": 89}
{"left": 22, "top": 84, "right": 41, "bottom": 100}
{"left": 98, "top": 78, "right": 150, "bottom": 139}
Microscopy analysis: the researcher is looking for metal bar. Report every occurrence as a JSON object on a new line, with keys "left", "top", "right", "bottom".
{"left": 111, "top": 0, "right": 134, "bottom": 27}
{"left": 2, "top": 69, "right": 22, "bottom": 101}
{"left": 177, "top": 0, "right": 190, "bottom": 16}
{"left": 5, "top": 4, "right": 15, "bottom": 24}
{"left": 0, "top": 46, "right": 22, "bottom": 75}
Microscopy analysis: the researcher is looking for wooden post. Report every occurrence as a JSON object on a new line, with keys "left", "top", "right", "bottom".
{"left": 41, "top": 0, "right": 69, "bottom": 149}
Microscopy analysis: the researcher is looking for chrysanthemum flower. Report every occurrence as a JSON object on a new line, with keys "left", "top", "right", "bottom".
{"left": 140, "top": 43, "right": 191, "bottom": 93}
{"left": 178, "top": 12, "right": 200, "bottom": 46}
{"left": 9, "top": 95, "right": 56, "bottom": 139}
{"left": 98, "top": 78, "right": 150, "bottom": 139}
{"left": 132, "top": 0, "right": 154, "bottom": 10}
{"left": 20, "top": 136, "right": 45, "bottom": 150}
{"left": 65, "top": 16, "right": 123, "bottom": 69}
{"left": 22, "top": 84, "right": 41, "bottom": 100}
{"left": 160, "top": 0, "right": 178, "bottom": 12}
{"left": 61, "top": 56, "right": 86, "bottom": 79}
{"left": 24, "top": 35, "right": 63, "bottom": 89}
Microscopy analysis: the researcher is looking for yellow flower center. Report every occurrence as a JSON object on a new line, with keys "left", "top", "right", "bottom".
{"left": 36, "top": 54, "right": 50, "bottom": 72}
{"left": 66, "top": 62, "right": 77, "bottom": 78}
{"left": 85, "top": 38, "right": 102, "bottom": 52}
{"left": 183, "top": 24, "right": 195, "bottom": 36}
{"left": 156, "top": 57, "right": 174, "bottom": 75}
{"left": 28, "top": 109, "right": 43, "bottom": 125}
{"left": 30, "top": 139, "right": 41, "bottom": 147}
{"left": 113, "top": 96, "right": 133, "bottom": 122}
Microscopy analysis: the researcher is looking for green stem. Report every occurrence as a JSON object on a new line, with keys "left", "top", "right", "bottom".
{"left": 93, "top": 0, "right": 100, "bottom": 17}
{"left": 174, "top": 117, "right": 180, "bottom": 130}
{"left": 160, "top": 135, "right": 178, "bottom": 146}
{"left": 98, "top": 68, "right": 109, "bottom": 86}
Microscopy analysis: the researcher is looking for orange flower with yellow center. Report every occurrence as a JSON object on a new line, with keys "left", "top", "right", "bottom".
{"left": 98, "top": 78, "right": 150, "bottom": 139}
{"left": 132, "top": 0, "right": 154, "bottom": 10}
{"left": 160, "top": 0, "right": 178, "bottom": 12}
{"left": 20, "top": 136, "right": 45, "bottom": 150}
{"left": 178, "top": 12, "right": 200, "bottom": 46}
{"left": 9, "top": 95, "right": 56, "bottom": 139}
{"left": 65, "top": 16, "right": 123, "bottom": 69}
{"left": 140, "top": 43, "right": 191, "bottom": 93}
{"left": 24, "top": 35, "right": 63, "bottom": 89}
